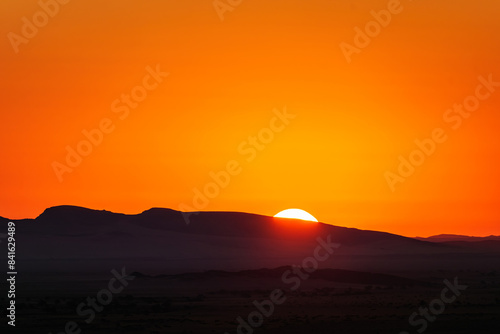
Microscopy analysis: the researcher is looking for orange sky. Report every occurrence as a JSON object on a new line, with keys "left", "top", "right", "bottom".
{"left": 1, "top": 0, "right": 499, "bottom": 237}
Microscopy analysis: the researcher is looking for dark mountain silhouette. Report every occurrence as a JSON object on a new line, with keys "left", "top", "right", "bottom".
{"left": 415, "top": 234, "right": 500, "bottom": 242}
{"left": 2, "top": 206, "right": 499, "bottom": 275}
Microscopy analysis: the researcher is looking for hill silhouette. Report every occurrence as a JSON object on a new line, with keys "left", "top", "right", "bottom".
{"left": 2, "top": 206, "right": 499, "bottom": 275}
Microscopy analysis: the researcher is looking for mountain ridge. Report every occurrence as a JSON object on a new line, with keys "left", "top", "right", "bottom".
{"left": 3, "top": 205, "right": 499, "bottom": 275}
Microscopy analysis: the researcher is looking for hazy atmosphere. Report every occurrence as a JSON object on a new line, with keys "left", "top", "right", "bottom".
{"left": 1, "top": 1, "right": 499, "bottom": 333}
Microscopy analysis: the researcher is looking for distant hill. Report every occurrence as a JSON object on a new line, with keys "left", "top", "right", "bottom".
{"left": 415, "top": 234, "right": 500, "bottom": 242}
{"left": 1, "top": 206, "right": 499, "bottom": 275}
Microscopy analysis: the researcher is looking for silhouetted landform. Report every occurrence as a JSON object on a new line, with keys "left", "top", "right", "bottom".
{"left": 415, "top": 234, "right": 500, "bottom": 242}
{"left": 131, "top": 267, "right": 431, "bottom": 287}
{"left": 2, "top": 206, "right": 500, "bottom": 333}
{"left": 2, "top": 205, "right": 500, "bottom": 275}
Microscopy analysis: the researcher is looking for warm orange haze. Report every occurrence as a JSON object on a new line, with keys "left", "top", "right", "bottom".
{"left": 2, "top": 2, "right": 500, "bottom": 334}
{"left": 1, "top": 0, "right": 500, "bottom": 237}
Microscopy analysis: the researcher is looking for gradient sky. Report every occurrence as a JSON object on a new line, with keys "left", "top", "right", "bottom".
{"left": 1, "top": 0, "right": 499, "bottom": 237}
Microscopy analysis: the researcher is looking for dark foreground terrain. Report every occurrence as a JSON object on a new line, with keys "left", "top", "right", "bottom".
{"left": 5, "top": 268, "right": 500, "bottom": 333}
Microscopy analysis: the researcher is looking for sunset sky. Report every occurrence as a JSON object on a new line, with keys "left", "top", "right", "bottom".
{"left": 1, "top": 0, "right": 499, "bottom": 237}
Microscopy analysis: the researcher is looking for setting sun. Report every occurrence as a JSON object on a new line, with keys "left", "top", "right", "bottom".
{"left": 274, "top": 209, "right": 319, "bottom": 222}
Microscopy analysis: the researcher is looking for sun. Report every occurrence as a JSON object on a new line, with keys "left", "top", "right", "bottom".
{"left": 273, "top": 209, "right": 319, "bottom": 222}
